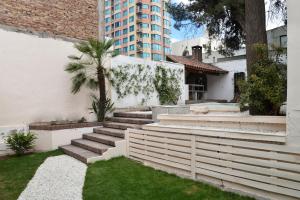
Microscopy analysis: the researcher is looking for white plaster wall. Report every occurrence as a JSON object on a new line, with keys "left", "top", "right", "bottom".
{"left": 0, "top": 29, "right": 96, "bottom": 127}
{"left": 109, "top": 55, "right": 185, "bottom": 108}
{"left": 206, "top": 59, "right": 247, "bottom": 101}
{"left": 287, "top": 0, "right": 300, "bottom": 146}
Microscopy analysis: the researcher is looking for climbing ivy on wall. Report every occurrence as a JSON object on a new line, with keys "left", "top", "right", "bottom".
{"left": 154, "top": 66, "right": 183, "bottom": 105}
{"left": 109, "top": 64, "right": 183, "bottom": 105}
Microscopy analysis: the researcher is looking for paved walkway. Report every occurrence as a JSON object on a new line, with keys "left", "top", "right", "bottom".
{"left": 18, "top": 155, "right": 87, "bottom": 200}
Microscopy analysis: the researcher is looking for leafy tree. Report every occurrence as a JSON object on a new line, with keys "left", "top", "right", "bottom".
{"left": 65, "top": 39, "right": 115, "bottom": 121}
{"left": 168, "top": 0, "right": 286, "bottom": 73}
{"left": 238, "top": 44, "right": 286, "bottom": 115}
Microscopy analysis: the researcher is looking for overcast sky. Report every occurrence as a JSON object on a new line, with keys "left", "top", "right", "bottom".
{"left": 170, "top": 0, "right": 285, "bottom": 42}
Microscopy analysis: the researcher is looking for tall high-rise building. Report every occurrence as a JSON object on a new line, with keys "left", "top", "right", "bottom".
{"left": 104, "top": 0, "right": 172, "bottom": 61}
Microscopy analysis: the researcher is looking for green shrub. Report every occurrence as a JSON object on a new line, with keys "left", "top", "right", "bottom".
{"left": 238, "top": 44, "right": 286, "bottom": 115}
{"left": 5, "top": 131, "right": 37, "bottom": 155}
{"left": 89, "top": 94, "right": 115, "bottom": 121}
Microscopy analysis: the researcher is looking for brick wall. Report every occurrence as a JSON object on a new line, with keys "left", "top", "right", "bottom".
{"left": 0, "top": 0, "right": 98, "bottom": 40}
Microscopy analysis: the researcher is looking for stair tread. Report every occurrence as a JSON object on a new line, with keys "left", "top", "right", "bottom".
{"left": 109, "top": 117, "right": 153, "bottom": 121}
{"left": 72, "top": 139, "right": 113, "bottom": 149}
{"left": 60, "top": 145, "right": 101, "bottom": 159}
{"left": 103, "top": 121, "right": 142, "bottom": 128}
{"left": 114, "top": 111, "right": 152, "bottom": 119}
{"left": 84, "top": 133, "right": 124, "bottom": 141}
{"left": 94, "top": 127, "right": 125, "bottom": 134}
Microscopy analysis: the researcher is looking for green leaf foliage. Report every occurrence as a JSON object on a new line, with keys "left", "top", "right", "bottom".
{"left": 5, "top": 131, "right": 37, "bottom": 155}
{"left": 238, "top": 44, "right": 286, "bottom": 115}
{"left": 89, "top": 94, "right": 115, "bottom": 122}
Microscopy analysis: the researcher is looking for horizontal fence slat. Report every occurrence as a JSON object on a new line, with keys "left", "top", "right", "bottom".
{"left": 129, "top": 132, "right": 191, "bottom": 147}
{"left": 195, "top": 154, "right": 300, "bottom": 182}
{"left": 195, "top": 168, "right": 300, "bottom": 198}
{"left": 196, "top": 148, "right": 300, "bottom": 173}
{"left": 129, "top": 150, "right": 191, "bottom": 171}
{"left": 129, "top": 147, "right": 191, "bottom": 166}
{"left": 196, "top": 136, "right": 300, "bottom": 156}
{"left": 130, "top": 142, "right": 191, "bottom": 160}
{"left": 196, "top": 143, "right": 300, "bottom": 171}
{"left": 195, "top": 160, "right": 300, "bottom": 190}
{"left": 129, "top": 128, "right": 191, "bottom": 140}
{"left": 129, "top": 137, "right": 191, "bottom": 153}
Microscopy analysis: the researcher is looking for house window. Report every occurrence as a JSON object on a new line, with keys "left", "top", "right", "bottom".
{"left": 280, "top": 35, "right": 287, "bottom": 48}
{"left": 130, "top": 35, "right": 135, "bottom": 41}
{"left": 129, "top": 44, "right": 135, "bottom": 51}
{"left": 129, "top": 25, "right": 135, "bottom": 32}
{"left": 129, "top": 6, "right": 134, "bottom": 13}
{"left": 129, "top": 16, "right": 134, "bottom": 23}
{"left": 234, "top": 72, "right": 246, "bottom": 97}
{"left": 152, "top": 53, "right": 162, "bottom": 61}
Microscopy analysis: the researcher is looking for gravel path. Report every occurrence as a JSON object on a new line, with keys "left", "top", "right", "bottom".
{"left": 18, "top": 155, "right": 87, "bottom": 200}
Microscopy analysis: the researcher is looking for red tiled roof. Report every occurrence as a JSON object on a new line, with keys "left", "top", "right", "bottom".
{"left": 167, "top": 55, "right": 228, "bottom": 74}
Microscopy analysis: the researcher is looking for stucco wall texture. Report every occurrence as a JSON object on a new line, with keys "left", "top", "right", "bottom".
{"left": 0, "top": 0, "right": 98, "bottom": 40}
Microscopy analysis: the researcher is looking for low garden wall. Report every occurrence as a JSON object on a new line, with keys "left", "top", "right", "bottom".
{"left": 125, "top": 124, "right": 300, "bottom": 200}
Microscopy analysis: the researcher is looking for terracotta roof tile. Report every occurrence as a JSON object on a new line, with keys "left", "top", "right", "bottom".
{"left": 167, "top": 55, "right": 228, "bottom": 74}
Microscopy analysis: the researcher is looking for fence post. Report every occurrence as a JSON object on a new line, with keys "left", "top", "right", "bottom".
{"left": 125, "top": 129, "right": 130, "bottom": 157}
{"left": 191, "top": 135, "right": 196, "bottom": 179}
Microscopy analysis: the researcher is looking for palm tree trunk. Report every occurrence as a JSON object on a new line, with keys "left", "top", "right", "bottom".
{"left": 98, "top": 67, "right": 106, "bottom": 121}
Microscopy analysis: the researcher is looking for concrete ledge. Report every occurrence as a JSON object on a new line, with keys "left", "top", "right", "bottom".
{"left": 30, "top": 122, "right": 102, "bottom": 131}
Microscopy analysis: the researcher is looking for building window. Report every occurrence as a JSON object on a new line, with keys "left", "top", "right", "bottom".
{"left": 105, "top": 17, "right": 111, "bottom": 23}
{"left": 164, "top": 19, "right": 171, "bottom": 27}
{"left": 115, "top": 3, "right": 121, "bottom": 11}
{"left": 152, "top": 44, "right": 161, "bottom": 51}
{"left": 123, "top": 19, "right": 128, "bottom": 25}
{"left": 164, "top": 37, "right": 170, "bottom": 45}
{"left": 151, "top": 34, "right": 161, "bottom": 41}
{"left": 129, "top": 44, "right": 135, "bottom": 51}
{"left": 114, "top": 12, "right": 121, "bottom": 19}
{"left": 142, "top": 4, "right": 149, "bottom": 9}
{"left": 129, "top": 0, "right": 134, "bottom": 4}
{"left": 151, "top": 5, "right": 160, "bottom": 13}
{"left": 142, "top": 43, "right": 150, "bottom": 48}
{"left": 105, "top": 25, "right": 111, "bottom": 32}
{"left": 164, "top": 28, "right": 171, "bottom": 35}
{"left": 151, "top": 0, "right": 160, "bottom": 3}
{"left": 140, "top": 23, "right": 149, "bottom": 28}
{"left": 105, "top": 1, "right": 111, "bottom": 7}
{"left": 130, "top": 35, "right": 135, "bottom": 41}
{"left": 105, "top": 9, "right": 111, "bottom": 15}
{"left": 114, "top": 39, "right": 121, "bottom": 46}
{"left": 141, "top": 14, "right": 149, "bottom": 19}
{"left": 115, "top": 21, "right": 121, "bottom": 28}
{"left": 123, "top": 28, "right": 128, "bottom": 35}
{"left": 280, "top": 35, "right": 287, "bottom": 48}
{"left": 141, "top": 52, "right": 150, "bottom": 58}
{"left": 123, "top": 47, "right": 128, "bottom": 53}
{"left": 129, "top": 16, "right": 134, "bottom": 23}
{"left": 152, "top": 53, "right": 162, "bottom": 61}
{"left": 123, "top": 37, "right": 128, "bottom": 44}
{"left": 140, "top": 33, "right": 150, "bottom": 38}
{"left": 129, "top": 6, "right": 134, "bottom": 13}
{"left": 114, "top": 30, "right": 121, "bottom": 37}
{"left": 164, "top": 47, "right": 171, "bottom": 54}
{"left": 151, "top": 24, "right": 161, "bottom": 31}
{"left": 123, "top": 1, "right": 128, "bottom": 7}
{"left": 129, "top": 25, "right": 135, "bottom": 32}
{"left": 151, "top": 15, "right": 161, "bottom": 22}
{"left": 123, "top": 10, "right": 128, "bottom": 16}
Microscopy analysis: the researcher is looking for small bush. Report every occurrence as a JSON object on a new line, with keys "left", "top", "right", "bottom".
{"left": 238, "top": 44, "right": 286, "bottom": 115}
{"left": 89, "top": 94, "right": 115, "bottom": 121}
{"left": 5, "top": 131, "right": 37, "bottom": 155}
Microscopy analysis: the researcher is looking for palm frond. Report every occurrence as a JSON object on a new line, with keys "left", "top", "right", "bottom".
{"left": 86, "top": 78, "right": 99, "bottom": 90}
{"left": 71, "top": 72, "right": 87, "bottom": 94}
{"left": 65, "top": 62, "right": 86, "bottom": 73}
{"left": 68, "top": 55, "right": 82, "bottom": 60}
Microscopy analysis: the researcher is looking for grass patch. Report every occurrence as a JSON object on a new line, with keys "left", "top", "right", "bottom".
{"left": 84, "top": 157, "right": 253, "bottom": 200}
{"left": 0, "top": 150, "right": 62, "bottom": 200}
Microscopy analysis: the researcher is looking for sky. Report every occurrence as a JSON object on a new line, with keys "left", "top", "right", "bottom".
{"left": 170, "top": 0, "right": 285, "bottom": 43}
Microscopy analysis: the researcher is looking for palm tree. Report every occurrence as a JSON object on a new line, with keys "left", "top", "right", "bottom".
{"left": 65, "top": 38, "right": 114, "bottom": 121}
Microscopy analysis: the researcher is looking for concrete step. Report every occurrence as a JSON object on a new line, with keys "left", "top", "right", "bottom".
{"left": 157, "top": 114, "right": 286, "bottom": 132}
{"left": 103, "top": 122, "right": 142, "bottom": 130}
{"left": 60, "top": 145, "right": 101, "bottom": 164}
{"left": 71, "top": 139, "right": 112, "bottom": 154}
{"left": 107, "top": 117, "right": 153, "bottom": 125}
{"left": 113, "top": 111, "right": 152, "bottom": 119}
{"left": 83, "top": 133, "right": 123, "bottom": 146}
{"left": 93, "top": 127, "right": 125, "bottom": 138}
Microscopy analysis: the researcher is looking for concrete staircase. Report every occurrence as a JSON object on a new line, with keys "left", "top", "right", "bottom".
{"left": 60, "top": 111, "right": 153, "bottom": 163}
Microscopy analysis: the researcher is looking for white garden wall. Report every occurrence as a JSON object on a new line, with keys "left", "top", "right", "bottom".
{"left": 109, "top": 55, "right": 186, "bottom": 108}
{"left": 206, "top": 59, "right": 247, "bottom": 101}
{"left": 0, "top": 28, "right": 96, "bottom": 128}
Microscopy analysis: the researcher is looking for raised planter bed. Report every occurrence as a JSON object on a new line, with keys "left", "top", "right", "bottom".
{"left": 29, "top": 121, "right": 102, "bottom": 152}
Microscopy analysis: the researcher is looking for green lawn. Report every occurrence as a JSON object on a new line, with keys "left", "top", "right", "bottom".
{"left": 0, "top": 150, "right": 62, "bottom": 200}
{"left": 84, "top": 157, "right": 253, "bottom": 200}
